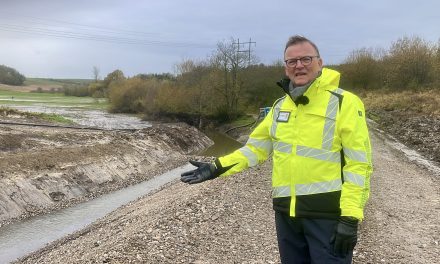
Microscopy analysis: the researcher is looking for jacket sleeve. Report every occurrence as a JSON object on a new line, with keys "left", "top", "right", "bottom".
{"left": 338, "top": 93, "right": 373, "bottom": 220}
{"left": 217, "top": 109, "right": 274, "bottom": 177}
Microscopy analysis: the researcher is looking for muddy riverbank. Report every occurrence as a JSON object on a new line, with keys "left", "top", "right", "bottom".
{"left": 0, "top": 114, "right": 212, "bottom": 227}
{"left": 2, "top": 106, "right": 440, "bottom": 263}
{"left": 14, "top": 119, "right": 440, "bottom": 264}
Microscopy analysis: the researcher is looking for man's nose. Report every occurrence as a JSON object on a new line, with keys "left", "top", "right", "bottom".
{"left": 295, "top": 60, "right": 305, "bottom": 68}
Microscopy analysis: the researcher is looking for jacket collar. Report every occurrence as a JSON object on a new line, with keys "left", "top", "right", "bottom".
{"left": 276, "top": 68, "right": 341, "bottom": 106}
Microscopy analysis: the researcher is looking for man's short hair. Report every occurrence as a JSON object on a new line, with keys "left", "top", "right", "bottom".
{"left": 284, "top": 35, "right": 320, "bottom": 56}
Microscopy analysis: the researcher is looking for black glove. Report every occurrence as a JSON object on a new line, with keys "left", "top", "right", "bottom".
{"left": 180, "top": 160, "right": 219, "bottom": 184}
{"left": 331, "top": 216, "right": 358, "bottom": 257}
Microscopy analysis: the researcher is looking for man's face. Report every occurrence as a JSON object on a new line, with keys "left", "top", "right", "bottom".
{"left": 284, "top": 42, "right": 323, "bottom": 86}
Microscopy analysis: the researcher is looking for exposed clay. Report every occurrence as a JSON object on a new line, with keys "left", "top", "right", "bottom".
{"left": 1, "top": 110, "right": 439, "bottom": 264}
{"left": 0, "top": 118, "right": 212, "bottom": 227}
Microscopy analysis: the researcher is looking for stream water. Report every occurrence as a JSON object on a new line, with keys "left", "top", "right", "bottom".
{"left": 2, "top": 102, "right": 438, "bottom": 262}
{"left": 0, "top": 164, "right": 194, "bottom": 263}
{"left": 0, "top": 105, "right": 243, "bottom": 263}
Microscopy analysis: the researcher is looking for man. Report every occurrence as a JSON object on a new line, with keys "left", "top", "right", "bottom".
{"left": 181, "top": 35, "right": 373, "bottom": 263}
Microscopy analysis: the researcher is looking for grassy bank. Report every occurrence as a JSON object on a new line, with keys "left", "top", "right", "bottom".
{"left": 24, "top": 77, "right": 92, "bottom": 86}
{"left": 0, "top": 106, "right": 73, "bottom": 124}
{"left": 0, "top": 90, "right": 108, "bottom": 110}
{"left": 360, "top": 89, "right": 440, "bottom": 118}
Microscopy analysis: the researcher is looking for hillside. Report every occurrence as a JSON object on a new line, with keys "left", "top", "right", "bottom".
{"left": 0, "top": 78, "right": 92, "bottom": 92}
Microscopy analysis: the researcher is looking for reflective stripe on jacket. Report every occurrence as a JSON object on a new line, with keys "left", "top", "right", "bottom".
{"left": 217, "top": 68, "right": 373, "bottom": 220}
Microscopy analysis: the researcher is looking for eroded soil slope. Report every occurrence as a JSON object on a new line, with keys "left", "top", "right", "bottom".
{"left": 16, "top": 124, "right": 440, "bottom": 264}
{"left": 0, "top": 119, "right": 212, "bottom": 226}
{"left": 369, "top": 109, "right": 440, "bottom": 164}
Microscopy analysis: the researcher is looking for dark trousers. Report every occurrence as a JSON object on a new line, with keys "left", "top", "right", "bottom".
{"left": 275, "top": 211, "right": 353, "bottom": 264}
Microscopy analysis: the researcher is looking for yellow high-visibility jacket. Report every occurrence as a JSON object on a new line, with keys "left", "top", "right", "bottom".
{"left": 217, "top": 68, "right": 372, "bottom": 220}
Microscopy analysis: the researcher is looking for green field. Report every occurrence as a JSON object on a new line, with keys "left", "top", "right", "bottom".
{"left": 24, "top": 78, "right": 93, "bottom": 86}
{"left": 0, "top": 90, "right": 108, "bottom": 110}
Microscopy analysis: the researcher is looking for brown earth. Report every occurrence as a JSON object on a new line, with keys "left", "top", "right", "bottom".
{"left": 14, "top": 118, "right": 440, "bottom": 264}
{"left": 0, "top": 84, "right": 62, "bottom": 92}
{"left": 0, "top": 114, "right": 212, "bottom": 227}
{"left": 1, "top": 109, "right": 439, "bottom": 263}
{"left": 369, "top": 109, "right": 440, "bottom": 164}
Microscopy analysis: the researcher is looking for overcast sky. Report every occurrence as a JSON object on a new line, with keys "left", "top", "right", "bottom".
{"left": 0, "top": 0, "right": 439, "bottom": 79}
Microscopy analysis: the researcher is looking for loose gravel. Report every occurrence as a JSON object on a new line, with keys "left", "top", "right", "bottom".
{"left": 16, "top": 122, "right": 440, "bottom": 264}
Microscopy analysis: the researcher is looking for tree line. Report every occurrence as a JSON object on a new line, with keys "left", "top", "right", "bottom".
{"left": 335, "top": 36, "right": 440, "bottom": 90}
{"left": 95, "top": 36, "right": 440, "bottom": 126}
{"left": 0, "top": 65, "right": 26, "bottom": 85}
{"left": 4, "top": 35, "right": 440, "bottom": 126}
{"left": 65, "top": 38, "right": 286, "bottom": 126}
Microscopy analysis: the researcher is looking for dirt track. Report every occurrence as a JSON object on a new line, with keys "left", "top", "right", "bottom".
{"left": 10, "top": 117, "right": 439, "bottom": 263}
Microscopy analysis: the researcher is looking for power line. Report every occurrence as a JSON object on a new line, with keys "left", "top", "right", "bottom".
{"left": 0, "top": 11, "right": 158, "bottom": 37}
{"left": 233, "top": 38, "right": 256, "bottom": 66}
{"left": 0, "top": 11, "right": 214, "bottom": 49}
{"left": 0, "top": 23, "right": 213, "bottom": 48}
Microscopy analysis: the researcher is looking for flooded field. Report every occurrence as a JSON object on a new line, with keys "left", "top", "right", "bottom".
{"left": 0, "top": 90, "right": 151, "bottom": 129}
{"left": 9, "top": 105, "right": 151, "bottom": 129}
{"left": 0, "top": 90, "right": 107, "bottom": 109}
{"left": 0, "top": 89, "right": 244, "bottom": 262}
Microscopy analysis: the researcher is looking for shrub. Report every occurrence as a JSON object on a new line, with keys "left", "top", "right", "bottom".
{"left": 0, "top": 65, "right": 26, "bottom": 85}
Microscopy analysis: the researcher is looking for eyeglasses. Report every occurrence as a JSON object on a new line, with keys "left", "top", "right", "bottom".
{"left": 284, "top": 56, "right": 320, "bottom": 68}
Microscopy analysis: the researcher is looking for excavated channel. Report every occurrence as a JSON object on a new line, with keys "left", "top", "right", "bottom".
{"left": 0, "top": 130, "right": 241, "bottom": 263}
{"left": 0, "top": 164, "right": 194, "bottom": 263}
{"left": 0, "top": 106, "right": 244, "bottom": 263}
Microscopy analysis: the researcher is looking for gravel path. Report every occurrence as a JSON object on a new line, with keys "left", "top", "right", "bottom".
{"left": 353, "top": 128, "right": 439, "bottom": 264}
{"left": 16, "top": 128, "right": 440, "bottom": 264}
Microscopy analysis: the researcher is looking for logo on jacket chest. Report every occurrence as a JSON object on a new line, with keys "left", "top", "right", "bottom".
{"left": 277, "top": 111, "right": 291, "bottom": 122}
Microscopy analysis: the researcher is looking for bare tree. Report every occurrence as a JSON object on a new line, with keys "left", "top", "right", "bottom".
{"left": 341, "top": 48, "right": 382, "bottom": 89}
{"left": 210, "top": 38, "right": 258, "bottom": 119}
{"left": 174, "top": 59, "right": 216, "bottom": 128}
{"left": 385, "top": 36, "right": 434, "bottom": 88}
{"left": 92, "top": 66, "right": 100, "bottom": 82}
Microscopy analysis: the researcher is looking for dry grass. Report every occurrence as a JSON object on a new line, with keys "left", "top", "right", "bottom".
{"left": 0, "top": 84, "right": 61, "bottom": 92}
{"left": 360, "top": 89, "right": 440, "bottom": 117}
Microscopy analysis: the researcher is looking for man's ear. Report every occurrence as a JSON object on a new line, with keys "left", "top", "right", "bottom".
{"left": 284, "top": 65, "right": 289, "bottom": 77}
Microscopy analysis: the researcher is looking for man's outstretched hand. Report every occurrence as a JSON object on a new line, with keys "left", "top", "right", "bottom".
{"left": 180, "top": 160, "right": 219, "bottom": 184}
